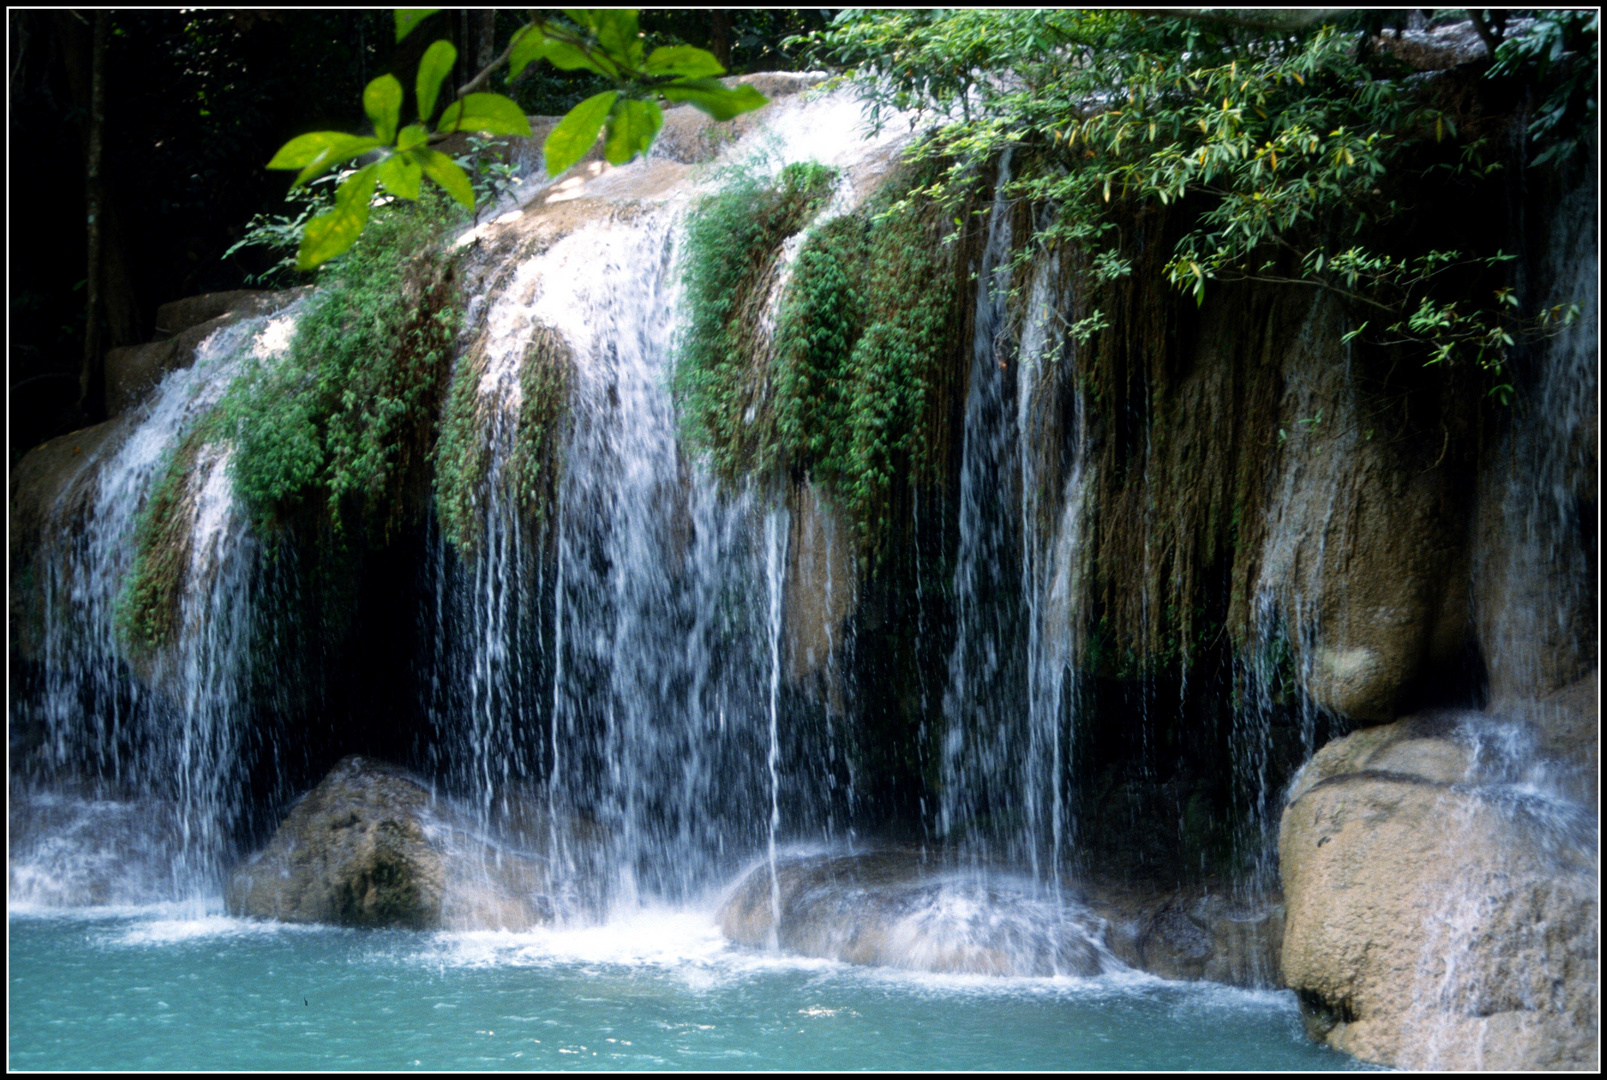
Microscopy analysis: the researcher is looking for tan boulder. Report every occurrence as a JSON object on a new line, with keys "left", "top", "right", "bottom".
{"left": 225, "top": 756, "right": 608, "bottom": 930}
{"left": 1280, "top": 715, "right": 1598, "bottom": 1069}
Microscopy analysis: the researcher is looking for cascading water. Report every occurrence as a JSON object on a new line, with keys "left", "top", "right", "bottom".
{"left": 11, "top": 308, "right": 297, "bottom": 902}
{"left": 939, "top": 151, "right": 1029, "bottom": 867}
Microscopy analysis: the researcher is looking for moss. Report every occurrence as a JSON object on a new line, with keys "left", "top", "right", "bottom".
{"left": 504, "top": 324, "right": 572, "bottom": 526}
{"left": 117, "top": 420, "right": 216, "bottom": 653}
{"left": 221, "top": 198, "right": 464, "bottom": 538}
{"left": 675, "top": 160, "right": 839, "bottom": 482}
{"left": 433, "top": 325, "right": 572, "bottom": 553}
{"left": 432, "top": 343, "right": 493, "bottom": 551}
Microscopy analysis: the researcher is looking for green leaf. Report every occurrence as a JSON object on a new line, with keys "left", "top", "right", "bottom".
{"left": 542, "top": 37, "right": 609, "bottom": 75}
{"left": 508, "top": 23, "right": 550, "bottom": 78}
{"left": 378, "top": 152, "right": 423, "bottom": 200}
{"left": 544, "top": 90, "right": 618, "bottom": 176}
{"left": 297, "top": 164, "right": 378, "bottom": 270}
{"left": 364, "top": 75, "right": 403, "bottom": 144}
{"left": 595, "top": 9, "right": 641, "bottom": 65}
{"left": 604, "top": 98, "right": 663, "bottom": 166}
{"left": 395, "top": 10, "right": 439, "bottom": 44}
{"left": 396, "top": 123, "right": 429, "bottom": 151}
{"left": 268, "top": 131, "right": 384, "bottom": 188}
{"left": 414, "top": 148, "right": 475, "bottom": 208}
{"left": 416, "top": 40, "right": 457, "bottom": 123}
{"left": 645, "top": 44, "right": 725, "bottom": 78}
{"left": 437, "top": 93, "right": 533, "bottom": 137}
{"left": 659, "top": 79, "right": 767, "bottom": 122}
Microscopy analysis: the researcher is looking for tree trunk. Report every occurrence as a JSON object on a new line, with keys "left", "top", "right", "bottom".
{"left": 709, "top": 10, "right": 732, "bottom": 70}
{"left": 80, "top": 9, "right": 106, "bottom": 415}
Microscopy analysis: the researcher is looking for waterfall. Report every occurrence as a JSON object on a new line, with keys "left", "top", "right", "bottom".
{"left": 12, "top": 307, "right": 298, "bottom": 901}
{"left": 940, "top": 151, "right": 1025, "bottom": 865}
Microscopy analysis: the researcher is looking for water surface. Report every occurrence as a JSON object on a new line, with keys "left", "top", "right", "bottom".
{"left": 10, "top": 906, "right": 1364, "bottom": 1071}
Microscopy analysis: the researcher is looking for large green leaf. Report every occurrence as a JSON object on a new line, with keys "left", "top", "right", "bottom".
{"left": 377, "top": 152, "right": 423, "bottom": 200}
{"left": 544, "top": 90, "right": 618, "bottom": 176}
{"left": 297, "top": 165, "right": 379, "bottom": 269}
{"left": 437, "top": 93, "right": 534, "bottom": 137}
{"left": 364, "top": 75, "right": 403, "bottom": 144}
{"left": 603, "top": 98, "right": 663, "bottom": 166}
{"left": 395, "top": 9, "right": 439, "bottom": 44}
{"left": 268, "top": 131, "right": 384, "bottom": 187}
{"left": 416, "top": 40, "right": 457, "bottom": 123}
{"left": 414, "top": 148, "right": 475, "bottom": 208}
{"left": 508, "top": 23, "right": 550, "bottom": 78}
{"left": 396, "top": 123, "right": 429, "bottom": 151}
{"left": 645, "top": 44, "right": 725, "bottom": 78}
{"left": 542, "top": 37, "right": 611, "bottom": 75}
{"left": 595, "top": 9, "right": 642, "bottom": 66}
{"left": 660, "top": 79, "right": 767, "bottom": 122}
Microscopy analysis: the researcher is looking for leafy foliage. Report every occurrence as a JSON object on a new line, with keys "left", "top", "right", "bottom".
{"left": 674, "top": 160, "right": 838, "bottom": 482}
{"left": 806, "top": 9, "right": 1595, "bottom": 383}
{"left": 117, "top": 424, "right": 214, "bottom": 651}
{"left": 676, "top": 161, "right": 963, "bottom": 556}
{"left": 221, "top": 198, "right": 462, "bottom": 535}
{"left": 270, "top": 9, "right": 769, "bottom": 269}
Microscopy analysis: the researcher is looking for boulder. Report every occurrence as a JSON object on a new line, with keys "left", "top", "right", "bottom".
{"left": 1088, "top": 884, "right": 1285, "bottom": 988}
{"left": 1255, "top": 300, "right": 1473, "bottom": 723}
{"left": 152, "top": 289, "right": 284, "bottom": 338}
{"left": 1279, "top": 713, "right": 1598, "bottom": 1069}
{"left": 108, "top": 289, "right": 304, "bottom": 417}
{"left": 225, "top": 756, "right": 608, "bottom": 930}
{"left": 719, "top": 850, "right": 1108, "bottom": 977}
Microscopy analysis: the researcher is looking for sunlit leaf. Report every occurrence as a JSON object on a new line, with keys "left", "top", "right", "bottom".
{"left": 603, "top": 98, "right": 663, "bottom": 166}
{"left": 508, "top": 23, "right": 549, "bottom": 78}
{"left": 268, "top": 132, "right": 384, "bottom": 188}
{"left": 416, "top": 40, "right": 457, "bottom": 123}
{"left": 364, "top": 75, "right": 403, "bottom": 144}
{"left": 395, "top": 9, "right": 439, "bottom": 43}
{"left": 644, "top": 44, "right": 724, "bottom": 78}
{"left": 659, "top": 79, "right": 766, "bottom": 122}
{"left": 297, "top": 165, "right": 379, "bottom": 269}
{"left": 378, "top": 153, "right": 423, "bottom": 200}
{"left": 438, "top": 93, "right": 533, "bottom": 137}
{"left": 413, "top": 148, "right": 475, "bottom": 208}
{"left": 396, "top": 123, "right": 429, "bottom": 151}
{"left": 544, "top": 90, "right": 617, "bottom": 176}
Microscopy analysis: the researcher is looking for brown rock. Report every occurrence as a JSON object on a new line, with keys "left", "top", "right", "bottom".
{"left": 1279, "top": 716, "right": 1598, "bottom": 1069}
{"left": 152, "top": 289, "right": 283, "bottom": 338}
{"left": 225, "top": 756, "right": 607, "bottom": 930}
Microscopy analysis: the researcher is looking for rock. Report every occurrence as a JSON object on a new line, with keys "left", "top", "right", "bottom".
{"left": 225, "top": 756, "right": 608, "bottom": 930}
{"left": 784, "top": 480, "right": 856, "bottom": 708}
{"left": 719, "top": 850, "right": 1108, "bottom": 977}
{"left": 108, "top": 290, "right": 304, "bottom": 417}
{"left": 1279, "top": 714, "right": 1598, "bottom": 1069}
{"left": 152, "top": 289, "right": 284, "bottom": 338}
{"left": 1255, "top": 298, "right": 1473, "bottom": 723}
{"left": 9, "top": 418, "right": 129, "bottom": 669}
{"left": 1089, "top": 884, "right": 1285, "bottom": 988}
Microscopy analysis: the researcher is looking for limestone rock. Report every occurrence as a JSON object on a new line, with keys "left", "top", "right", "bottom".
{"left": 1279, "top": 714, "right": 1598, "bottom": 1070}
{"left": 719, "top": 850, "right": 1108, "bottom": 977}
{"left": 225, "top": 756, "right": 607, "bottom": 930}
{"left": 108, "top": 290, "right": 303, "bottom": 417}
{"left": 1090, "top": 885, "right": 1285, "bottom": 988}
{"left": 152, "top": 289, "right": 284, "bottom": 338}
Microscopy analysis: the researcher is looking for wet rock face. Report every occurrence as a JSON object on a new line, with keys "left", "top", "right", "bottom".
{"left": 105, "top": 290, "right": 303, "bottom": 418}
{"left": 1279, "top": 713, "right": 1599, "bottom": 1070}
{"left": 225, "top": 756, "right": 607, "bottom": 931}
{"left": 1090, "top": 887, "right": 1285, "bottom": 989}
{"left": 719, "top": 851, "right": 1108, "bottom": 977}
